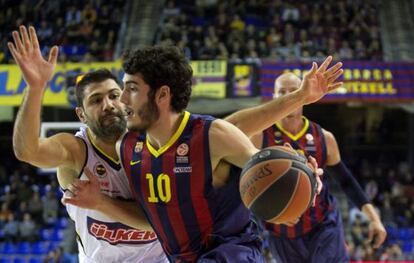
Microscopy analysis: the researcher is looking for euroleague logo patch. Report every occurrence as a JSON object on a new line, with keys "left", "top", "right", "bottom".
{"left": 94, "top": 163, "right": 107, "bottom": 178}
{"left": 177, "top": 143, "right": 189, "bottom": 156}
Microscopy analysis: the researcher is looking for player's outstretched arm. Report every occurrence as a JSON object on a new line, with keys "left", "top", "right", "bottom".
{"left": 62, "top": 168, "right": 153, "bottom": 231}
{"left": 225, "top": 56, "right": 343, "bottom": 137}
{"left": 324, "top": 130, "right": 386, "bottom": 248}
{"left": 9, "top": 26, "right": 79, "bottom": 168}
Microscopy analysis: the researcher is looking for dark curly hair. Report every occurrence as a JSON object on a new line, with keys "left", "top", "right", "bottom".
{"left": 122, "top": 46, "right": 193, "bottom": 113}
{"left": 75, "top": 69, "right": 121, "bottom": 108}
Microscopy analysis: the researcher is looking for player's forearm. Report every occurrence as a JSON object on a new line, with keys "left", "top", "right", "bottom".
{"left": 225, "top": 89, "right": 306, "bottom": 137}
{"left": 362, "top": 203, "right": 381, "bottom": 223}
{"left": 96, "top": 195, "right": 153, "bottom": 231}
{"left": 13, "top": 87, "right": 45, "bottom": 161}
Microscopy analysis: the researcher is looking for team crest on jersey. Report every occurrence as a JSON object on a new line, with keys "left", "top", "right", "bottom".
{"left": 87, "top": 217, "right": 157, "bottom": 244}
{"left": 134, "top": 141, "right": 143, "bottom": 153}
{"left": 94, "top": 163, "right": 107, "bottom": 178}
{"left": 305, "top": 133, "right": 314, "bottom": 145}
{"left": 177, "top": 143, "right": 189, "bottom": 156}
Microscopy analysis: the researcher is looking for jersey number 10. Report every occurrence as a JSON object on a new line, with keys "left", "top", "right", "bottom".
{"left": 146, "top": 173, "right": 172, "bottom": 203}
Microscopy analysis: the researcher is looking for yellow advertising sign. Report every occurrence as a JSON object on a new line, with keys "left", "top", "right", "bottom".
{"left": 0, "top": 60, "right": 227, "bottom": 106}
{"left": 0, "top": 62, "right": 122, "bottom": 106}
{"left": 190, "top": 60, "right": 227, "bottom": 98}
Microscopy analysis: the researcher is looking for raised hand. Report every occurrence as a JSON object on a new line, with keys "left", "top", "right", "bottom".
{"left": 7, "top": 26, "right": 58, "bottom": 89}
{"left": 299, "top": 56, "right": 344, "bottom": 105}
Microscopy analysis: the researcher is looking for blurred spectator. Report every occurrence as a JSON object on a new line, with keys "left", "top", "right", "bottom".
{"left": 27, "top": 191, "right": 44, "bottom": 224}
{"left": 4, "top": 213, "right": 19, "bottom": 243}
{"left": 42, "top": 189, "right": 59, "bottom": 225}
{"left": 19, "top": 212, "right": 38, "bottom": 242}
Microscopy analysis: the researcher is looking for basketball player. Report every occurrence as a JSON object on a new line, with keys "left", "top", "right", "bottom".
{"left": 8, "top": 26, "right": 168, "bottom": 262}
{"left": 250, "top": 72, "right": 387, "bottom": 263}
{"left": 64, "top": 46, "right": 343, "bottom": 262}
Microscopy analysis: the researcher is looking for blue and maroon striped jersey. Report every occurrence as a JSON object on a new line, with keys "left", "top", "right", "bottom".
{"left": 263, "top": 117, "right": 337, "bottom": 238}
{"left": 120, "top": 111, "right": 252, "bottom": 262}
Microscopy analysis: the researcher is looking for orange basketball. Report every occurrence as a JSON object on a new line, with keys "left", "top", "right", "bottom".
{"left": 240, "top": 146, "right": 317, "bottom": 224}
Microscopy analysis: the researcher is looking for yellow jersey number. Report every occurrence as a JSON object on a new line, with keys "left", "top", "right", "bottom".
{"left": 146, "top": 173, "right": 172, "bottom": 203}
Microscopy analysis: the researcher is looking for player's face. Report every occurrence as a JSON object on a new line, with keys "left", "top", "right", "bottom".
{"left": 80, "top": 79, "right": 126, "bottom": 141}
{"left": 274, "top": 83, "right": 302, "bottom": 119}
{"left": 121, "top": 73, "right": 160, "bottom": 133}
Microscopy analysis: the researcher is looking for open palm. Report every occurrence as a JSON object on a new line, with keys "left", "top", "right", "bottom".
{"left": 8, "top": 26, "right": 58, "bottom": 89}
{"left": 301, "top": 56, "right": 343, "bottom": 105}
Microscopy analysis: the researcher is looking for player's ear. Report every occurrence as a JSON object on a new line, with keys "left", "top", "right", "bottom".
{"left": 156, "top": 85, "right": 170, "bottom": 104}
{"left": 75, "top": 107, "right": 87, "bottom": 123}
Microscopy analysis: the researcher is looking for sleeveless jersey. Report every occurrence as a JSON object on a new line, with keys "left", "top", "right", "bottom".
{"left": 120, "top": 112, "right": 253, "bottom": 262}
{"left": 262, "top": 117, "right": 337, "bottom": 238}
{"left": 65, "top": 127, "right": 167, "bottom": 263}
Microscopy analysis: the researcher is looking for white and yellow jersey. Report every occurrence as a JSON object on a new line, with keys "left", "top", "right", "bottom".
{"left": 65, "top": 127, "right": 167, "bottom": 263}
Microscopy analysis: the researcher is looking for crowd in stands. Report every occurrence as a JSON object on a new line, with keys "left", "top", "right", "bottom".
{"left": 157, "top": 0, "right": 383, "bottom": 61}
{"left": 0, "top": 163, "right": 77, "bottom": 262}
{"left": 0, "top": 0, "right": 126, "bottom": 64}
{"left": 343, "top": 159, "right": 414, "bottom": 261}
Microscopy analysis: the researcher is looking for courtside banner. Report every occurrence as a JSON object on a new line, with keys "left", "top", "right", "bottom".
{"left": 260, "top": 61, "right": 414, "bottom": 102}
{"left": 0, "top": 62, "right": 123, "bottom": 106}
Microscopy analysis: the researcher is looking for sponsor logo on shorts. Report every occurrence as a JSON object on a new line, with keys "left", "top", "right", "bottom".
{"left": 87, "top": 217, "right": 157, "bottom": 244}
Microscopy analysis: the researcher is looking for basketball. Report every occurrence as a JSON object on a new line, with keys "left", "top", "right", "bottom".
{"left": 240, "top": 146, "right": 317, "bottom": 224}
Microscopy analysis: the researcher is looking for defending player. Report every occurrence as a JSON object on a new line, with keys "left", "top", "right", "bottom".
{"left": 8, "top": 26, "right": 167, "bottom": 262}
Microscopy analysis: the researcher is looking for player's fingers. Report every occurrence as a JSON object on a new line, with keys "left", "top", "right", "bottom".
{"left": 317, "top": 56, "right": 332, "bottom": 73}
{"left": 12, "top": 30, "right": 25, "bottom": 55}
{"left": 326, "top": 69, "right": 344, "bottom": 84}
{"left": 324, "top": 62, "right": 343, "bottom": 77}
{"left": 328, "top": 82, "right": 343, "bottom": 92}
{"left": 7, "top": 42, "right": 21, "bottom": 62}
{"left": 304, "top": 62, "right": 318, "bottom": 79}
{"left": 67, "top": 183, "right": 79, "bottom": 195}
{"left": 373, "top": 229, "right": 387, "bottom": 248}
{"left": 61, "top": 198, "right": 80, "bottom": 206}
{"left": 84, "top": 167, "right": 99, "bottom": 184}
{"left": 315, "top": 169, "right": 323, "bottom": 194}
{"left": 48, "top": 46, "right": 59, "bottom": 65}
{"left": 283, "top": 142, "right": 294, "bottom": 150}
{"left": 28, "top": 26, "right": 40, "bottom": 51}
{"left": 20, "top": 25, "right": 32, "bottom": 51}
{"left": 307, "top": 156, "right": 318, "bottom": 172}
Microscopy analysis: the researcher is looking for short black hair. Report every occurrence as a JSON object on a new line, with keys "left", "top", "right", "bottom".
{"left": 75, "top": 69, "right": 120, "bottom": 107}
{"left": 122, "top": 46, "right": 192, "bottom": 113}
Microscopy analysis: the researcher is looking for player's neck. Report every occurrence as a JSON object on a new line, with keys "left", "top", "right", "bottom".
{"left": 146, "top": 111, "right": 182, "bottom": 150}
{"left": 87, "top": 129, "right": 118, "bottom": 160}
{"left": 280, "top": 115, "right": 305, "bottom": 135}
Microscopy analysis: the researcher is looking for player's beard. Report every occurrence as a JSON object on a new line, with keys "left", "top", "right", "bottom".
{"left": 88, "top": 111, "right": 126, "bottom": 142}
{"left": 128, "top": 99, "right": 160, "bottom": 133}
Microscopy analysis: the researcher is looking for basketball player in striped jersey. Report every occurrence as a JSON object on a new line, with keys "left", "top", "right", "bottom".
{"left": 64, "top": 46, "right": 344, "bottom": 262}
{"left": 9, "top": 26, "right": 167, "bottom": 262}
{"left": 249, "top": 72, "right": 387, "bottom": 263}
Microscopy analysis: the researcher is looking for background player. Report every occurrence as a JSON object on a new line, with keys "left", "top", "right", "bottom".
{"left": 250, "top": 72, "right": 387, "bottom": 263}
{"left": 64, "top": 46, "right": 343, "bottom": 262}
{"left": 8, "top": 26, "right": 167, "bottom": 262}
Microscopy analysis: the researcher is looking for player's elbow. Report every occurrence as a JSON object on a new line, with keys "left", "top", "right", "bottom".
{"left": 13, "top": 143, "right": 37, "bottom": 162}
